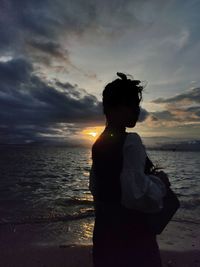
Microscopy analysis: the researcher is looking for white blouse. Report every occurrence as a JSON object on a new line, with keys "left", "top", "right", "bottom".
{"left": 120, "top": 133, "right": 166, "bottom": 213}
{"left": 89, "top": 133, "right": 166, "bottom": 213}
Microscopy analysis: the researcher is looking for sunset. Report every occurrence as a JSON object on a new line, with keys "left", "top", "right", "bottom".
{"left": 0, "top": 1, "right": 200, "bottom": 267}
{"left": 81, "top": 127, "right": 103, "bottom": 143}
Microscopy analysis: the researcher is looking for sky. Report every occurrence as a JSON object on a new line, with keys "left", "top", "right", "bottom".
{"left": 0, "top": 0, "right": 200, "bottom": 145}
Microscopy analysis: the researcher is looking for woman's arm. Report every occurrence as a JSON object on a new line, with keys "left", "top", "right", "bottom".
{"left": 120, "top": 133, "right": 167, "bottom": 213}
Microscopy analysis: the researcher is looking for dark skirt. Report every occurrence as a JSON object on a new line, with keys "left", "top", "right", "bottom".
{"left": 92, "top": 211, "right": 162, "bottom": 267}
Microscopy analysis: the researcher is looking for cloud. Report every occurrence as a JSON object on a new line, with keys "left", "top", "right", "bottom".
{"left": 2, "top": 0, "right": 199, "bottom": 141}
{"left": 138, "top": 108, "right": 149, "bottom": 122}
{"left": 149, "top": 87, "right": 200, "bottom": 128}
{"left": 0, "top": 57, "right": 149, "bottom": 143}
{"left": 152, "top": 87, "right": 200, "bottom": 104}
{"left": 27, "top": 40, "right": 70, "bottom": 63}
{"left": 0, "top": 58, "right": 103, "bottom": 143}
{"left": 151, "top": 110, "right": 175, "bottom": 121}
{"left": 0, "top": 57, "right": 33, "bottom": 87}
{"left": 1, "top": 0, "right": 198, "bottom": 93}
{"left": 0, "top": 1, "right": 167, "bottom": 56}
{"left": 0, "top": 58, "right": 103, "bottom": 123}
{"left": 0, "top": 0, "right": 95, "bottom": 70}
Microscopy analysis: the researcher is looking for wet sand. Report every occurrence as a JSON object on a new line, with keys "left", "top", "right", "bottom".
{"left": 0, "top": 220, "right": 199, "bottom": 267}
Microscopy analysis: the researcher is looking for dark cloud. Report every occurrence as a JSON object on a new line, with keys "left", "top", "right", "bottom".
{"left": 0, "top": 58, "right": 102, "bottom": 143}
{"left": 186, "top": 106, "right": 200, "bottom": 117}
{"left": 0, "top": 0, "right": 161, "bottom": 56}
{"left": 0, "top": 57, "right": 33, "bottom": 88}
{"left": 150, "top": 88, "right": 200, "bottom": 126}
{"left": 138, "top": 108, "right": 149, "bottom": 122}
{"left": 0, "top": 57, "right": 149, "bottom": 143}
{"left": 150, "top": 106, "right": 200, "bottom": 125}
{"left": 26, "top": 40, "right": 72, "bottom": 65}
{"left": 0, "top": 0, "right": 101, "bottom": 70}
{"left": 0, "top": 0, "right": 93, "bottom": 65}
{"left": 0, "top": 1, "right": 58, "bottom": 51}
{"left": 0, "top": 58, "right": 102, "bottom": 123}
{"left": 152, "top": 87, "right": 200, "bottom": 104}
{"left": 0, "top": 0, "right": 170, "bottom": 82}
{"left": 0, "top": 1, "right": 77, "bottom": 53}
{"left": 151, "top": 110, "right": 175, "bottom": 121}
{"left": 27, "top": 40, "right": 69, "bottom": 61}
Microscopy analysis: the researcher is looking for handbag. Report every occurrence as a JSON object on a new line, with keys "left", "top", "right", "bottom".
{"left": 145, "top": 187, "right": 180, "bottom": 234}
{"left": 144, "top": 156, "right": 180, "bottom": 235}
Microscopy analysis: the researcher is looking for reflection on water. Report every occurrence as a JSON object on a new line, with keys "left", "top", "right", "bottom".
{"left": 79, "top": 220, "right": 94, "bottom": 241}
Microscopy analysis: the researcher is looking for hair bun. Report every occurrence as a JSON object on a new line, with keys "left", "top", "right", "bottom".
{"left": 117, "top": 72, "right": 141, "bottom": 86}
{"left": 116, "top": 72, "right": 127, "bottom": 80}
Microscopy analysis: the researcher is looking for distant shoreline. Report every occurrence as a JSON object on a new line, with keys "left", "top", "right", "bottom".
{"left": 147, "top": 147, "right": 200, "bottom": 152}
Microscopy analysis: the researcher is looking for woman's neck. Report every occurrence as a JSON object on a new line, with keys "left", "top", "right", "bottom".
{"left": 105, "top": 123, "right": 126, "bottom": 133}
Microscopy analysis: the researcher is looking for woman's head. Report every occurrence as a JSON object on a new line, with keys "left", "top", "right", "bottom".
{"left": 102, "top": 73, "right": 144, "bottom": 128}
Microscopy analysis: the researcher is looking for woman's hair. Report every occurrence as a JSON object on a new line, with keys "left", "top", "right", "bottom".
{"left": 102, "top": 72, "right": 144, "bottom": 115}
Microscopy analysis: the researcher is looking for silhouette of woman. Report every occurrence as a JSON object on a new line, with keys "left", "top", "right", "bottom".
{"left": 89, "top": 73, "right": 170, "bottom": 267}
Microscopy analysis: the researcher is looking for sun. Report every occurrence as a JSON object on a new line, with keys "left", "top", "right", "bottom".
{"left": 81, "top": 126, "right": 104, "bottom": 143}
{"left": 89, "top": 132, "right": 97, "bottom": 137}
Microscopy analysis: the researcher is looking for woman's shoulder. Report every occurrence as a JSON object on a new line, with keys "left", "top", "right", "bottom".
{"left": 125, "top": 132, "right": 143, "bottom": 146}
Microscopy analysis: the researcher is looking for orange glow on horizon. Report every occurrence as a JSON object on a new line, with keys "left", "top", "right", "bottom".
{"left": 81, "top": 126, "right": 104, "bottom": 142}
{"left": 89, "top": 132, "right": 97, "bottom": 137}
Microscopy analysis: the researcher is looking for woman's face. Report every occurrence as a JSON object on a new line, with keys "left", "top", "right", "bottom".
{"left": 106, "top": 104, "right": 140, "bottom": 128}
{"left": 122, "top": 105, "right": 140, "bottom": 127}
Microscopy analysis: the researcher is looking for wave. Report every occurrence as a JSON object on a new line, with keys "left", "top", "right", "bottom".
{"left": 180, "top": 198, "right": 200, "bottom": 209}
{"left": 0, "top": 208, "right": 94, "bottom": 226}
{"left": 16, "top": 181, "right": 42, "bottom": 187}
{"left": 1, "top": 208, "right": 200, "bottom": 227}
{"left": 55, "top": 198, "right": 93, "bottom": 206}
{"left": 172, "top": 218, "right": 200, "bottom": 225}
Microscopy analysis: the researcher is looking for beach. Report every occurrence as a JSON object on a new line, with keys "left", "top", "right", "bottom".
{"left": 0, "top": 219, "right": 199, "bottom": 267}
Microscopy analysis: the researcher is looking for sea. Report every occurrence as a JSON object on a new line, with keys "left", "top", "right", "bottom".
{"left": 0, "top": 145, "right": 200, "bottom": 247}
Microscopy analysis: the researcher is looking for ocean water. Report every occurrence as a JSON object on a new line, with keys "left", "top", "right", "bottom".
{"left": 0, "top": 145, "right": 200, "bottom": 246}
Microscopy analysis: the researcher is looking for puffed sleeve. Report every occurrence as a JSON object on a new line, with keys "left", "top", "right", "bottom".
{"left": 120, "top": 133, "right": 167, "bottom": 213}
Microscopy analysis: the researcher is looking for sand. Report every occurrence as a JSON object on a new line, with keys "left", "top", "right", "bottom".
{"left": 0, "top": 220, "right": 199, "bottom": 267}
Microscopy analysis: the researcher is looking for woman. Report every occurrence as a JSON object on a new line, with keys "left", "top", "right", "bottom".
{"left": 89, "top": 73, "right": 170, "bottom": 267}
